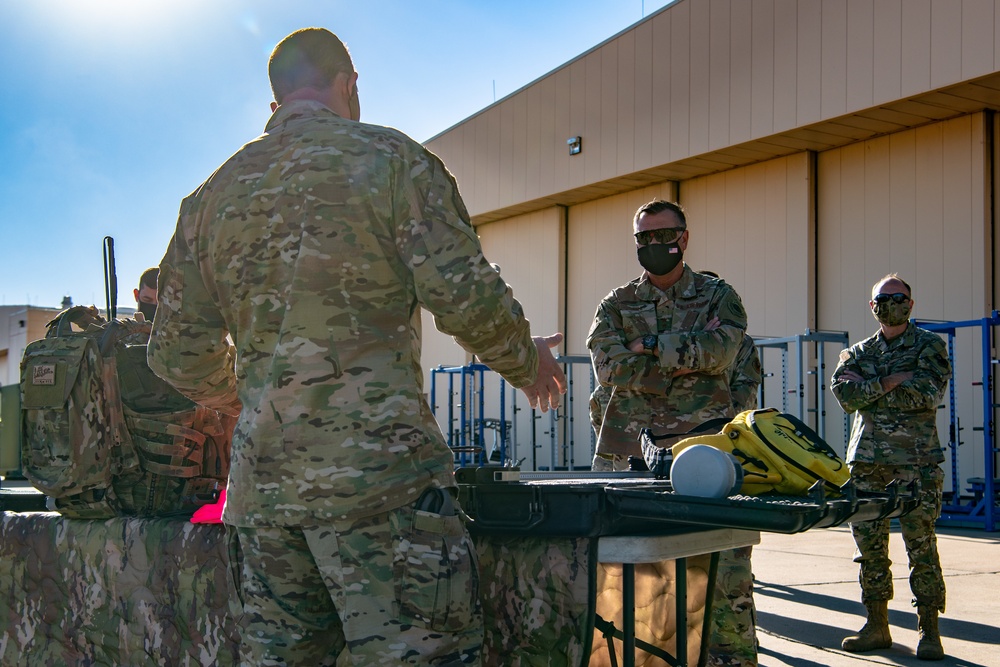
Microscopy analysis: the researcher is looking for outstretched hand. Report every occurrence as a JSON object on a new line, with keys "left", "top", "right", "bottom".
{"left": 521, "top": 333, "right": 568, "bottom": 413}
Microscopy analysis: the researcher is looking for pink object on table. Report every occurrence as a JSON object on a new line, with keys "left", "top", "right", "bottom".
{"left": 190, "top": 488, "right": 226, "bottom": 524}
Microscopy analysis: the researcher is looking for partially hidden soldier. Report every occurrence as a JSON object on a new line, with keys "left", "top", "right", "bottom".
{"left": 586, "top": 200, "right": 754, "bottom": 667}
{"left": 133, "top": 266, "right": 158, "bottom": 322}
{"left": 148, "top": 28, "right": 567, "bottom": 666}
{"left": 831, "top": 273, "right": 951, "bottom": 661}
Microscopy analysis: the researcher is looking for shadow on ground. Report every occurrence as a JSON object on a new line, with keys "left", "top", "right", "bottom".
{"left": 754, "top": 580, "right": 994, "bottom": 667}
{"left": 755, "top": 580, "right": 998, "bottom": 646}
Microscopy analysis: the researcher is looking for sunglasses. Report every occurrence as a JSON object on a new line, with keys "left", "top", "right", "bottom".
{"left": 634, "top": 227, "right": 685, "bottom": 245}
{"left": 873, "top": 292, "right": 909, "bottom": 305}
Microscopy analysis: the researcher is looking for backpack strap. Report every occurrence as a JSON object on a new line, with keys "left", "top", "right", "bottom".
{"left": 728, "top": 446, "right": 770, "bottom": 476}
{"left": 128, "top": 416, "right": 208, "bottom": 446}
{"left": 124, "top": 413, "right": 207, "bottom": 478}
{"left": 639, "top": 416, "right": 732, "bottom": 447}
{"left": 747, "top": 410, "right": 846, "bottom": 492}
{"left": 100, "top": 353, "right": 142, "bottom": 477}
{"left": 769, "top": 412, "right": 842, "bottom": 460}
{"left": 46, "top": 305, "right": 106, "bottom": 338}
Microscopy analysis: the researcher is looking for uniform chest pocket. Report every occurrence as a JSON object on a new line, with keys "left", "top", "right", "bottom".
{"left": 855, "top": 357, "right": 882, "bottom": 378}
{"left": 619, "top": 302, "right": 658, "bottom": 342}
{"left": 887, "top": 354, "right": 917, "bottom": 375}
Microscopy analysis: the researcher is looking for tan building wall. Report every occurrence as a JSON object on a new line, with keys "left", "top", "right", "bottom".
{"left": 817, "top": 112, "right": 991, "bottom": 480}
{"left": 477, "top": 208, "right": 566, "bottom": 339}
{"left": 0, "top": 306, "right": 58, "bottom": 388}
{"left": 818, "top": 114, "right": 989, "bottom": 332}
{"left": 680, "top": 152, "right": 815, "bottom": 338}
{"left": 681, "top": 152, "right": 821, "bottom": 448}
{"left": 421, "top": 0, "right": 1000, "bottom": 488}
{"left": 427, "top": 109, "right": 996, "bottom": 482}
{"left": 419, "top": 209, "right": 567, "bottom": 468}
{"left": 566, "top": 182, "right": 679, "bottom": 354}
{"left": 420, "top": 208, "right": 565, "bottom": 375}
{"left": 427, "top": 0, "right": 1000, "bottom": 225}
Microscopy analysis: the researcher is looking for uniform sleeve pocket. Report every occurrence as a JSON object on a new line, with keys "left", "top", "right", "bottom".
{"left": 619, "top": 302, "right": 657, "bottom": 342}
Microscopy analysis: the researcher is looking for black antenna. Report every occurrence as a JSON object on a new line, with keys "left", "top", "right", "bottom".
{"left": 103, "top": 236, "right": 118, "bottom": 320}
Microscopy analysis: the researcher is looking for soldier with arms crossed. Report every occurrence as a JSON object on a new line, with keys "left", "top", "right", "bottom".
{"left": 831, "top": 274, "right": 951, "bottom": 661}
{"left": 587, "top": 200, "right": 755, "bottom": 667}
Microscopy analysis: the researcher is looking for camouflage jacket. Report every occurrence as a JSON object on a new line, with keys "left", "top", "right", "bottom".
{"left": 587, "top": 265, "right": 747, "bottom": 455}
{"left": 831, "top": 323, "right": 951, "bottom": 466}
{"left": 587, "top": 333, "right": 760, "bottom": 437}
{"left": 729, "top": 334, "right": 762, "bottom": 413}
{"left": 148, "top": 100, "right": 538, "bottom": 527}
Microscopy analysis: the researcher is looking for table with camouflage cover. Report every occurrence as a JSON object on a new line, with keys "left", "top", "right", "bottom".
{"left": 474, "top": 530, "right": 759, "bottom": 667}
{"left": 0, "top": 512, "right": 239, "bottom": 666}
{"left": 0, "top": 476, "right": 913, "bottom": 667}
{"left": 0, "top": 511, "right": 721, "bottom": 667}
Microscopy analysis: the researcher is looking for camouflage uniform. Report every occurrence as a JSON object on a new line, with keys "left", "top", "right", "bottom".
{"left": 831, "top": 323, "right": 951, "bottom": 611}
{"left": 706, "top": 333, "right": 761, "bottom": 667}
{"left": 728, "top": 335, "right": 762, "bottom": 415}
{"left": 587, "top": 266, "right": 747, "bottom": 464}
{"left": 148, "top": 99, "right": 540, "bottom": 665}
{"left": 587, "top": 266, "right": 754, "bottom": 666}
{"left": 587, "top": 336, "right": 759, "bottom": 459}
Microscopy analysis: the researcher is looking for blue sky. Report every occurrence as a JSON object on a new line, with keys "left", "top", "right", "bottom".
{"left": 0, "top": 0, "right": 673, "bottom": 310}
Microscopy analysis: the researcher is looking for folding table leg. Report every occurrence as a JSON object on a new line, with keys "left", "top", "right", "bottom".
{"left": 698, "top": 552, "right": 721, "bottom": 667}
{"left": 676, "top": 557, "right": 687, "bottom": 666}
{"left": 623, "top": 563, "right": 635, "bottom": 667}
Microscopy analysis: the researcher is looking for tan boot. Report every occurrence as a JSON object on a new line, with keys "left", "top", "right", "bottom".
{"left": 916, "top": 606, "right": 944, "bottom": 660}
{"left": 842, "top": 601, "right": 892, "bottom": 652}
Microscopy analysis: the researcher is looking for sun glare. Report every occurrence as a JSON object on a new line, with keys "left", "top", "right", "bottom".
{"left": 38, "top": 0, "right": 206, "bottom": 50}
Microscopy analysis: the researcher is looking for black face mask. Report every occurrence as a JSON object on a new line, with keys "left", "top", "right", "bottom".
{"left": 138, "top": 301, "right": 157, "bottom": 321}
{"left": 637, "top": 243, "right": 683, "bottom": 276}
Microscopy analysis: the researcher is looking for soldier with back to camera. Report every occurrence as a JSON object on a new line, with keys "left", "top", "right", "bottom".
{"left": 149, "top": 27, "right": 566, "bottom": 666}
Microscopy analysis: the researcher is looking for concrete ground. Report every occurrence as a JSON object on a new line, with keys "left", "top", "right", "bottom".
{"left": 750, "top": 524, "right": 1000, "bottom": 667}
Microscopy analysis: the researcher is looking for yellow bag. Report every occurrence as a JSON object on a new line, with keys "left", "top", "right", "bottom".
{"left": 671, "top": 409, "right": 850, "bottom": 496}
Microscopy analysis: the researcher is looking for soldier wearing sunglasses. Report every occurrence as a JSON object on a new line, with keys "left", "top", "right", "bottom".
{"left": 587, "top": 199, "right": 749, "bottom": 467}
{"left": 587, "top": 199, "right": 749, "bottom": 471}
{"left": 587, "top": 200, "right": 751, "bottom": 666}
{"left": 831, "top": 274, "right": 952, "bottom": 661}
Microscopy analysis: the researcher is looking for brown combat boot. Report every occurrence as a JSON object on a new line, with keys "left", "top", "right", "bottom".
{"left": 842, "top": 601, "right": 892, "bottom": 652}
{"left": 916, "top": 606, "right": 945, "bottom": 660}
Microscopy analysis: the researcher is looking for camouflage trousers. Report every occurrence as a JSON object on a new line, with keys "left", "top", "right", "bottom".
{"left": 849, "top": 462, "right": 946, "bottom": 611}
{"left": 227, "top": 499, "right": 483, "bottom": 666}
{"left": 707, "top": 546, "right": 757, "bottom": 667}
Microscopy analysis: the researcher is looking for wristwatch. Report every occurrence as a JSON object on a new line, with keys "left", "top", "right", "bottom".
{"left": 641, "top": 334, "right": 657, "bottom": 351}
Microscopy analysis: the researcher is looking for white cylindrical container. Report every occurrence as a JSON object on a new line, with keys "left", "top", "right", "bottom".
{"left": 670, "top": 444, "right": 744, "bottom": 498}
